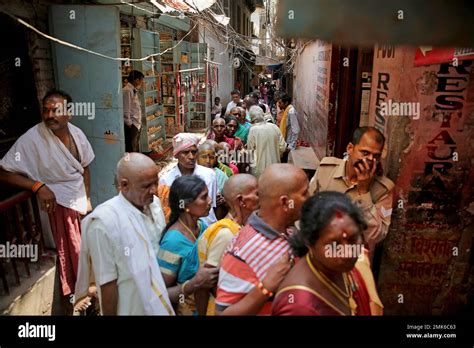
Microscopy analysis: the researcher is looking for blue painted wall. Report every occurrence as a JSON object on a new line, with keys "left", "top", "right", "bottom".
{"left": 49, "top": 5, "right": 124, "bottom": 206}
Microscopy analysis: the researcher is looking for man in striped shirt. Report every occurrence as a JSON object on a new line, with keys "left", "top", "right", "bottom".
{"left": 215, "top": 164, "right": 310, "bottom": 315}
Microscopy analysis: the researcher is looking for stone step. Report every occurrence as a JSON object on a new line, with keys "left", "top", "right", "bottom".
{"left": 1, "top": 253, "right": 57, "bottom": 315}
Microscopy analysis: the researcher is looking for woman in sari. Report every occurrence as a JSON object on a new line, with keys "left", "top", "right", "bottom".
{"left": 272, "top": 191, "right": 382, "bottom": 316}
{"left": 157, "top": 176, "right": 219, "bottom": 315}
{"left": 225, "top": 115, "right": 244, "bottom": 151}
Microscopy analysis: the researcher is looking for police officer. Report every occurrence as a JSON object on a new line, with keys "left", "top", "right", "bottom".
{"left": 309, "top": 127, "right": 394, "bottom": 259}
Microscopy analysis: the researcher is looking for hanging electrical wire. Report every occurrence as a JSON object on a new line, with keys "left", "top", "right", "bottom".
{"left": 1, "top": 0, "right": 294, "bottom": 71}
{"left": 1, "top": 8, "right": 198, "bottom": 63}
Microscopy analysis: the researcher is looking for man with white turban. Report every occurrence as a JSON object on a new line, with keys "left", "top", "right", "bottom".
{"left": 157, "top": 133, "right": 218, "bottom": 225}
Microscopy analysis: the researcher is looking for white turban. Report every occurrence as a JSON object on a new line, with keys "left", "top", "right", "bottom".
{"left": 172, "top": 133, "right": 199, "bottom": 156}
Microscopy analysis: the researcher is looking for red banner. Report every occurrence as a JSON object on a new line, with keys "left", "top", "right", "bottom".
{"left": 414, "top": 47, "right": 474, "bottom": 66}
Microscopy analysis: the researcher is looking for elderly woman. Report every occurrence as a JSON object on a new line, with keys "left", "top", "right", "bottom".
{"left": 206, "top": 118, "right": 239, "bottom": 150}
{"left": 197, "top": 141, "right": 228, "bottom": 219}
{"left": 231, "top": 106, "right": 250, "bottom": 145}
{"left": 206, "top": 118, "right": 227, "bottom": 142}
{"left": 204, "top": 139, "right": 234, "bottom": 178}
{"left": 197, "top": 142, "right": 228, "bottom": 194}
{"left": 157, "top": 176, "right": 219, "bottom": 315}
{"left": 224, "top": 115, "right": 244, "bottom": 151}
{"left": 272, "top": 191, "right": 383, "bottom": 316}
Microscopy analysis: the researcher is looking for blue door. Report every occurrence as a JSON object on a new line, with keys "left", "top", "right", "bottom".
{"left": 49, "top": 5, "right": 123, "bottom": 206}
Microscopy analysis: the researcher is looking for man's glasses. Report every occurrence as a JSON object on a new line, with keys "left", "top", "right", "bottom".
{"left": 214, "top": 125, "right": 226, "bottom": 128}
{"left": 231, "top": 113, "right": 240, "bottom": 116}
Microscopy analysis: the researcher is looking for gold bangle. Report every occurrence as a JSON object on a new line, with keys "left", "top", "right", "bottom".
{"left": 181, "top": 280, "right": 190, "bottom": 296}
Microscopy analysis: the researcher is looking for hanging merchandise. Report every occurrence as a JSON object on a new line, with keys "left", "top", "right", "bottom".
{"left": 187, "top": 42, "right": 209, "bottom": 130}
{"left": 176, "top": 70, "right": 181, "bottom": 126}
{"left": 159, "top": 35, "right": 189, "bottom": 137}
{"left": 120, "top": 26, "right": 133, "bottom": 82}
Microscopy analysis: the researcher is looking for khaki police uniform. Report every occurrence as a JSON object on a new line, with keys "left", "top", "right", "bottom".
{"left": 309, "top": 157, "right": 394, "bottom": 249}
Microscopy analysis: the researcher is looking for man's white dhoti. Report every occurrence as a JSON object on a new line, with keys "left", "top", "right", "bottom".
{"left": 75, "top": 193, "right": 174, "bottom": 315}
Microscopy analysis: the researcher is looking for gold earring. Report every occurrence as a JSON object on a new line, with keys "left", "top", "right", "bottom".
{"left": 309, "top": 249, "right": 314, "bottom": 258}
{"left": 185, "top": 208, "right": 190, "bottom": 213}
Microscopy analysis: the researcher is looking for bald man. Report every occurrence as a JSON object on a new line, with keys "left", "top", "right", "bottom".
{"left": 75, "top": 153, "right": 174, "bottom": 315}
{"left": 215, "top": 164, "right": 310, "bottom": 315}
{"left": 195, "top": 174, "right": 259, "bottom": 315}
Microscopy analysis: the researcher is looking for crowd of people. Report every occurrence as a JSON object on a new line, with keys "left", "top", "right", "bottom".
{"left": 0, "top": 86, "right": 394, "bottom": 316}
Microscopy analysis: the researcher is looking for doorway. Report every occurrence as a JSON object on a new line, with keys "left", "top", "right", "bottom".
{"left": 0, "top": 13, "right": 41, "bottom": 157}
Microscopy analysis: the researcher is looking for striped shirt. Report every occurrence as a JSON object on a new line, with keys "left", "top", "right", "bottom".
{"left": 215, "top": 212, "right": 291, "bottom": 315}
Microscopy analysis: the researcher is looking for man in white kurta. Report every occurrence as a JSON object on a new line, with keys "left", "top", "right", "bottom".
{"left": 0, "top": 90, "right": 94, "bottom": 303}
{"left": 247, "top": 106, "right": 287, "bottom": 177}
{"left": 225, "top": 89, "right": 243, "bottom": 115}
{"left": 75, "top": 153, "right": 174, "bottom": 315}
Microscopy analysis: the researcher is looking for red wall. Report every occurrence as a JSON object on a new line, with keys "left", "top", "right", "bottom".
{"left": 368, "top": 45, "right": 474, "bottom": 314}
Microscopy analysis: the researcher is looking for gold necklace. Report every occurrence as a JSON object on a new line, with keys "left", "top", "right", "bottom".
{"left": 306, "top": 254, "right": 357, "bottom": 315}
{"left": 344, "top": 273, "right": 358, "bottom": 315}
{"left": 314, "top": 261, "right": 350, "bottom": 299}
{"left": 178, "top": 218, "right": 198, "bottom": 242}
{"left": 306, "top": 254, "right": 348, "bottom": 301}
